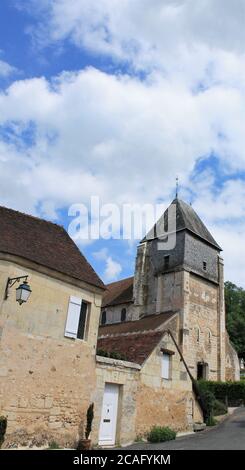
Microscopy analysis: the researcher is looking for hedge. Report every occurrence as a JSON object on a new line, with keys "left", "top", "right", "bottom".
{"left": 198, "top": 380, "right": 245, "bottom": 406}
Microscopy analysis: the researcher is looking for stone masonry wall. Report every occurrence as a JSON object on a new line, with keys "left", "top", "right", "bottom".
{"left": 100, "top": 303, "right": 137, "bottom": 325}
{"left": 182, "top": 272, "right": 220, "bottom": 380}
{"left": 0, "top": 257, "right": 102, "bottom": 448}
{"left": 94, "top": 357, "right": 140, "bottom": 446}
{"left": 136, "top": 331, "right": 203, "bottom": 437}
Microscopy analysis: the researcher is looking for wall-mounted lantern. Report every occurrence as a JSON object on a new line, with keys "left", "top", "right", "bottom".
{"left": 4, "top": 275, "right": 32, "bottom": 305}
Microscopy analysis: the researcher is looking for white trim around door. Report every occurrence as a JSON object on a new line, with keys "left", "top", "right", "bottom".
{"left": 98, "top": 383, "right": 120, "bottom": 446}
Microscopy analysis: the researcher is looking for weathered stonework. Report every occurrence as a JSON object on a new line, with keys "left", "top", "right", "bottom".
{"left": 94, "top": 330, "right": 203, "bottom": 446}
{"left": 0, "top": 257, "right": 102, "bottom": 448}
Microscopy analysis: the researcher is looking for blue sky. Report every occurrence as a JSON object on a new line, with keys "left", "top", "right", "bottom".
{"left": 0, "top": 0, "right": 245, "bottom": 286}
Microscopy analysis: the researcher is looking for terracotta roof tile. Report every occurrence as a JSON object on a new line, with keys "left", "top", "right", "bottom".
{"left": 0, "top": 206, "right": 104, "bottom": 289}
{"left": 102, "top": 276, "right": 134, "bottom": 307}
{"left": 97, "top": 331, "right": 165, "bottom": 365}
{"left": 99, "top": 311, "right": 175, "bottom": 336}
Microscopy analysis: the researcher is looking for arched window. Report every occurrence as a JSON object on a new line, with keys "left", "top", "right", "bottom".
{"left": 207, "top": 329, "right": 212, "bottom": 344}
{"left": 121, "top": 308, "right": 126, "bottom": 322}
{"left": 101, "top": 310, "right": 107, "bottom": 325}
{"left": 196, "top": 327, "right": 200, "bottom": 343}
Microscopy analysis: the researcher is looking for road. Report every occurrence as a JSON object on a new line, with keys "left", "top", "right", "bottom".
{"left": 124, "top": 407, "right": 245, "bottom": 450}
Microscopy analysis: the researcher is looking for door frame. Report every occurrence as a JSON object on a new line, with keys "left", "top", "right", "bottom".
{"left": 98, "top": 382, "right": 121, "bottom": 446}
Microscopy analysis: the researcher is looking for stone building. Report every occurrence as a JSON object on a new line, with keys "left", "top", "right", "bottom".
{"left": 0, "top": 206, "right": 104, "bottom": 448}
{"left": 0, "top": 199, "right": 239, "bottom": 448}
{"left": 97, "top": 198, "right": 240, "bottom": 445}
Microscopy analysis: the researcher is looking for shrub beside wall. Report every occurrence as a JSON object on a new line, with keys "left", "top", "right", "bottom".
{"left": 0, "top": 416, "right": 7, "bottom": 448}
{"left": 198, "top": 380, "right": 245, "bottom": 407}
{"left": 147, "top": 426, "right": 176, "bottom": 443}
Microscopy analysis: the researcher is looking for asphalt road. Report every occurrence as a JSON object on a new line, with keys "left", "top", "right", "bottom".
{"left": 125, "top": 407, "right": 245, "bottom": 450}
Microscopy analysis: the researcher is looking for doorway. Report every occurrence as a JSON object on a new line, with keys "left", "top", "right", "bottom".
{"left": 197, "top": 362, "right": 208, "bottom": 380}
{"left": 98, "top": 383, "right": 120, "bottom": 446}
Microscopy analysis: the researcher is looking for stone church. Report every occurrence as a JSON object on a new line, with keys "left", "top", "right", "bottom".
{"left": 0, "top": 199, "right": 239, "bottom": 448}
{"left": 99, "top": 198, "right": 239, "bottom": 383}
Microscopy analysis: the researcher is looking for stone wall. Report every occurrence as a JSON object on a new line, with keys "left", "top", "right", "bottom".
{"left": 136, "top": 330, "right": 203, "bottom": 436}
{"left": 100, "top": 303, "right": 137, "bottom": 325}
{"left": 94, "top": 356, "right": 140, "bottom": 446}
{"left": 0, "top": 257, "right": 102, "bottom": 448}
{"left": 94, "top": 328, "right": 203, "bottom": 446}
{"left": 182, "top": 272, "right": 221, "bottom": 380}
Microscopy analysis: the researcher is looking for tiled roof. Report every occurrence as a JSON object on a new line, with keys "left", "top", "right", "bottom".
{"left": 97, "top": 331, "right": 164, "bottom": 365}
{"left": 97, "top": 312, "right": 176, "bottom": 365}
{"left": 98, "top": 311, "right": 175, "bottom": 336}
{"left": 102, "top": 276, "right": 134, "bottom": 307}
{"left": 143, "top": 198, "right": 221, "bottom": 250}
{"left": 0, "top": 206, "right": 104, "bottom": 289}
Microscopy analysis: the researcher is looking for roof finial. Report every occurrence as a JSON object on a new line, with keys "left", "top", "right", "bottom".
{"left": 176, "top": 176, "right": 179, "bottom": 199}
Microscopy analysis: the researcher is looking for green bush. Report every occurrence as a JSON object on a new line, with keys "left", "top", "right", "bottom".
{"left": 85, "top": 403, "right": 94, "bottom": 440}
{"left": 0, "top": 416, "right": 7, "bottom": 448}
{"left": 147, "top": 426, "right": 176, "bottom": 443}
{"left": 213, "top": 399, "right": 228, "bottom": 416}
{"left": 206, "top": 416, "right": 217, "bottom": 427}
{"left": 198, "top": 380, "right": 245, "bottom": 407}
{"left": 48, "top": 440, "right": 60, "bottom": 450}
{"left": 96, "top": 349, "right": 128, "bottom": 361}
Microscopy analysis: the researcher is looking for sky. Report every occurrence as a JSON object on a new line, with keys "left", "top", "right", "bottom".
{"left": 0, "top": 0, "right": 245, "bottom": 286}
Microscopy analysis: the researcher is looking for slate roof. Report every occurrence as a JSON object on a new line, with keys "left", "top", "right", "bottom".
{"left": 143, "top": 198, "right": 221, "bottom": 251}
{"left": 0, "top": 205, "right": 104, "bottom": 289}
{"left": 102, "top": 276, "right": 134, "bottom": 307}
{"left": 97, "top": 312, "right": 176, "bottom": 365}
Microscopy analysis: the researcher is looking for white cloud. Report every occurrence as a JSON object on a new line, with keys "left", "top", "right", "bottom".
{"left": 0, "top": 59, "right": 17, "bottom": 77}
{"left": 92, "top": 247, "right": 108, "bottom": 261}
{"left": 92, "top": 247, "right": 122, "bottom": 282}
{"left": 104, "top": 256, "right": 122, "bottom": 282}
{"left": 1, "top": 1, "right": 245, "bottom": 286}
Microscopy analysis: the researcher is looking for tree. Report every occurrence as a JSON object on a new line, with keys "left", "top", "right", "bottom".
{"left": 225, "top": 281, "right": 245, "bottom": 358}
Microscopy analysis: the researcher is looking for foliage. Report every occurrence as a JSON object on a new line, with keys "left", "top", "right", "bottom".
{"left": 97, "top": 348, "right": 128, "bottom": 361}
{"left": 48, "top": 440, "right": 60, "bottom": 449}
{"left": 198, "top": 380, "right": 245, "bottom": 410}
{"left": 0, "top": 416, "right": 7, "bottom": 448}
{"left": 225, "top": 281, "right": 245, "bottom": 358}
{"left": 206, "top": 416, "right": 217, "bottom": 427}
{"left": 147, "top": 426, "right": 176, "bottom": 443}
{"left": 213, "top": 399, "right": 228, "bottom": 416}
{"left": 85, "top": 403, "right": 94, "bottom": 440}
{"left": 196, "top": 384, "right": 216, "bottom": 423}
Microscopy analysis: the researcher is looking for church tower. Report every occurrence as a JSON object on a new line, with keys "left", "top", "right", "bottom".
{"left": 133, "top": 198, "right": 226, "bottom": 381}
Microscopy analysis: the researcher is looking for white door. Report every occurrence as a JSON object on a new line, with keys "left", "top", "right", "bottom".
{"left": 99, "top": 383, "right": 119, "bottom": 446}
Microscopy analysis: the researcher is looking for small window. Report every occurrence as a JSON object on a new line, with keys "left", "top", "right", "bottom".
{"left": 121, "top": 308, "right": 126, "bottom": 322}
{"left": 77, "top": 301, "right": 88, "bottom": 339}
{"left": 65, "top": 297, "right": 89, "bottom": 340}
{"left": 164, "top": 255, "right": 170, "bottom": 270}
{"left": 101, "top": 310, "right": 107, "bottom": 325}
{"left": 207, "top": 330, "right": 212, "bottom": 344}
{"left": 203, "top": 261, "right": 207, "bottom": 271}
{"left": 196, "top": 327, "right": 200, "bottom": 343}
{"left": 161, "top": 353, "right": 171, "bottom": 379}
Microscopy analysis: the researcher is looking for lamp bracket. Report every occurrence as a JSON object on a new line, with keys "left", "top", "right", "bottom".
{"left": 4, "top": 275, "right": 29, "bottom": 300}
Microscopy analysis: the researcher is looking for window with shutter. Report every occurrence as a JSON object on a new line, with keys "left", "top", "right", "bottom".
{"left": 65, "top": 297, "right": 89, "bottom": 340}
{"left": 161, "top": 353, "right": 171, "bottom": 379}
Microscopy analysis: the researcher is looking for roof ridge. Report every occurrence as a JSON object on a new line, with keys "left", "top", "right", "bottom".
{"left": 0, "top": 205, "right": 64, "bottom": 230}
{"left": 105, "top": 275, "right": 134, "bottom": 288}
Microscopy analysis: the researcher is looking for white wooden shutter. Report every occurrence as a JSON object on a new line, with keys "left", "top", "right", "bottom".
{"left": 65, "top": 296, "right": 82, "bottom": 338}
{"left": 161, "top": 354, "right": 170, "bottom": 379}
